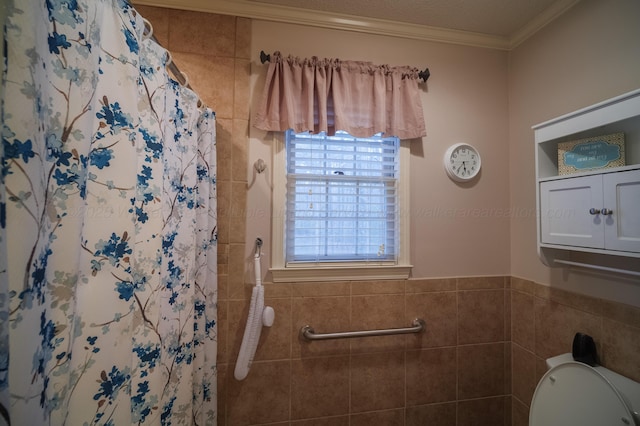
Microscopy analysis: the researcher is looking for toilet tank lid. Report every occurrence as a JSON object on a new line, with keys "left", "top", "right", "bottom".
{"left": 546, "top": 353, "right": 640, "bottom": 419}
{"left": 546, "top": 353, "right": 574, "bottom": 369}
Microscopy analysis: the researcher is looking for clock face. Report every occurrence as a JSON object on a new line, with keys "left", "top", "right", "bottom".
{"left": 444, "top": 143, "right": 481, "bottom": 182}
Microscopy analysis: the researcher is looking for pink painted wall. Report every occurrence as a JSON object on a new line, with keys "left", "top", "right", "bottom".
{"left": 246, "top": 0, "right": 640, "bottom": 306}
{"left": 509, "top": 0, "right": 640, "bottom": 306}
{"left": 248, "top": 21, "right": 511, "bottom": 279}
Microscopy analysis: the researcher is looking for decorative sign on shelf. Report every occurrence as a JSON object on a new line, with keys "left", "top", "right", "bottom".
{"left": 558, "top": 132, "right": 625, "bottom": 175}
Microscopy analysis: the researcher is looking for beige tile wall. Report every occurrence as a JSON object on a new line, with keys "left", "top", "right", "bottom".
{"left": 510, "top": 277, "right": 640, "bottom": 426}
{"left": 222, "top": 277, "right": 512, "bottom": 426}
{"left": 133, "top": 7, "right": 640, "bottom": 425}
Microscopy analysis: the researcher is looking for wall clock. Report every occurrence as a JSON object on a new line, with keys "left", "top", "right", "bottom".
{"left": 443, "top": 143, "right": 481, "bottom": 182}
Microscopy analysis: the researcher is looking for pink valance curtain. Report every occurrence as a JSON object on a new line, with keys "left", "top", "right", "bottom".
{"left": 253, "top": 51, "right": 427, "bottom": 139}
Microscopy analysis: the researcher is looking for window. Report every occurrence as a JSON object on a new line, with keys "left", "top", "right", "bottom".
{"left": 271, "top": 130, "right": 411, "bottom": 282}
{"left": 286, "top": 131, "right": 398, "bottom": 262}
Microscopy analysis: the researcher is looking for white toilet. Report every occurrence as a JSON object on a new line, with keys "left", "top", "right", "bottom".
{"left": 530, "top": 353, "right": 640, "bottom": 426}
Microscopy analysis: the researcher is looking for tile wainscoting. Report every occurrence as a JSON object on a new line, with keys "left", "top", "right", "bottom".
{"left": 218, "top": 277, "right": 511, "bottom": 426}
{"left": 510, "top": 277, "right": 640, "bottom": 426}
{"left": 216, "top": 276, "right": 640, "bottom": 426}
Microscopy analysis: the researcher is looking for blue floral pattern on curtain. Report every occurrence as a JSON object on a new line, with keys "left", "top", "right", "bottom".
{"left": 0, "top": 1, "right": 218, "bottom": 424}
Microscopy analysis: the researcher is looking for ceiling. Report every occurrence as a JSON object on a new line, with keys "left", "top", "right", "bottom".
{"left": 135, "top": 0, "right": 582, "bottom": 49}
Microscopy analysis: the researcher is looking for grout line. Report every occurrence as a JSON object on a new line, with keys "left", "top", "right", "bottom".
{"left": 288, "top": 357, "right": 292, "bottom": 424}
{"left": 348, "top": 287, "right": 353, "bottom": 426}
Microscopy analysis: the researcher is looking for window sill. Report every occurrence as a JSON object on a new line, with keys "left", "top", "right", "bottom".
{"left": 270, "top": 264, "right": 413, "bottom": 283}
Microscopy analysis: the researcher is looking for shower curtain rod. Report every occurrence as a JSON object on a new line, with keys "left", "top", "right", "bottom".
{"left": 140, "top": 16, "right": 192, "bottom": 91}
{"left": 151, "top": 34, "right": 205, "bottom": 107}
{"left": 153, "top": 35, "right": 190, "bottom": 89}
{"left": 259, "top": 50, "right": 431, "bottom": 82}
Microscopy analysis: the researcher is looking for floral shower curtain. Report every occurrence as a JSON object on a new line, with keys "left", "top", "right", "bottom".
{"left": 0, "top": 1, "right": 218, "bottom": 425}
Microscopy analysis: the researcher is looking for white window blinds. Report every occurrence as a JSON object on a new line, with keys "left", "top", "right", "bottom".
{"left": 285, "top": 130, "right": 400, "bottom": 264}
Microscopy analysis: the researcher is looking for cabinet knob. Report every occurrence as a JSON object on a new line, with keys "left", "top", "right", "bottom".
{"left": 601, "top": 208, "right": 613, "bottom": 215}
{"left": 589, "top": 208, "right": 601, "bottom": 215}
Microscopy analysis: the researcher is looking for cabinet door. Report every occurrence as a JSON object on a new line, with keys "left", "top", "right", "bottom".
{"left": 603, "top": 169, "right": 640, "bottom": 252}
{"left": 540, "top": 175, "right": 604, "bottom": 248}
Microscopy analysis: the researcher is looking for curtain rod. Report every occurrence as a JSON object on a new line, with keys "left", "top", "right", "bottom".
{"left": 151, "top": 33, "right": 204, "bottom": 107}
{"left": 153, "top": 35, "right": 190, "bottom": 89}
{"left": 259, "top": 50, "right": 430, "bottom": 82}
{"left": 139, "top": 15, "right": 204, "bottom": 107}
{"left": 140, "top": 15, "right": 191, "bottom": 90}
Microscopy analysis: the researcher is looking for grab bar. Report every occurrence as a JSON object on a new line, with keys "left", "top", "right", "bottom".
{"left": 554, "top": 259, "right": 640, "bottom": 278}
{"left": 299, "top": 318, "right": 426, "bottom": 341}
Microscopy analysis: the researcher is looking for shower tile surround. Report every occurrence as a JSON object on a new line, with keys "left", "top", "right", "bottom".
{"left": 133, "top": 6, "right": 640, "bottom": 425}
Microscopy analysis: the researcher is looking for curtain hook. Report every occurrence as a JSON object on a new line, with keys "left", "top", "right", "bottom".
{"left": 254, "top": 159, "right": 266, "bottom": 174}
{"left": 142, "top": 18, "right": 154, "bottom": 40}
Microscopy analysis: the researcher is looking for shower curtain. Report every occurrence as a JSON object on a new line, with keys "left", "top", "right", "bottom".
{"left": 0, "top": 1, "right": 217, "bottom": 425}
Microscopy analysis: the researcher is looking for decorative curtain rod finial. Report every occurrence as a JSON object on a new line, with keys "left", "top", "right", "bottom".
{"left": 419, "top": 68, "right": 430, "bottom": 82}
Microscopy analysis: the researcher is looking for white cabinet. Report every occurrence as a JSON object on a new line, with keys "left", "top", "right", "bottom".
{"left": 534, "top": 89, "right": 640, "bottom": 271}
{"left": 604, "top": 171, "right": 640, "bottom": 252}
{"left": 540, "top": 175, "right": 603, "bottom": 249}
{"left": 540, "top": 169, "right": 640, "bottom": 253}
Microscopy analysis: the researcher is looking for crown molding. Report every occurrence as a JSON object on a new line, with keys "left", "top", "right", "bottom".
{"left": 134, "top": 0, "right": 578, "bottom": 51}
{"left": 509, "top": 0, "right": 582, "bottom": 49}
